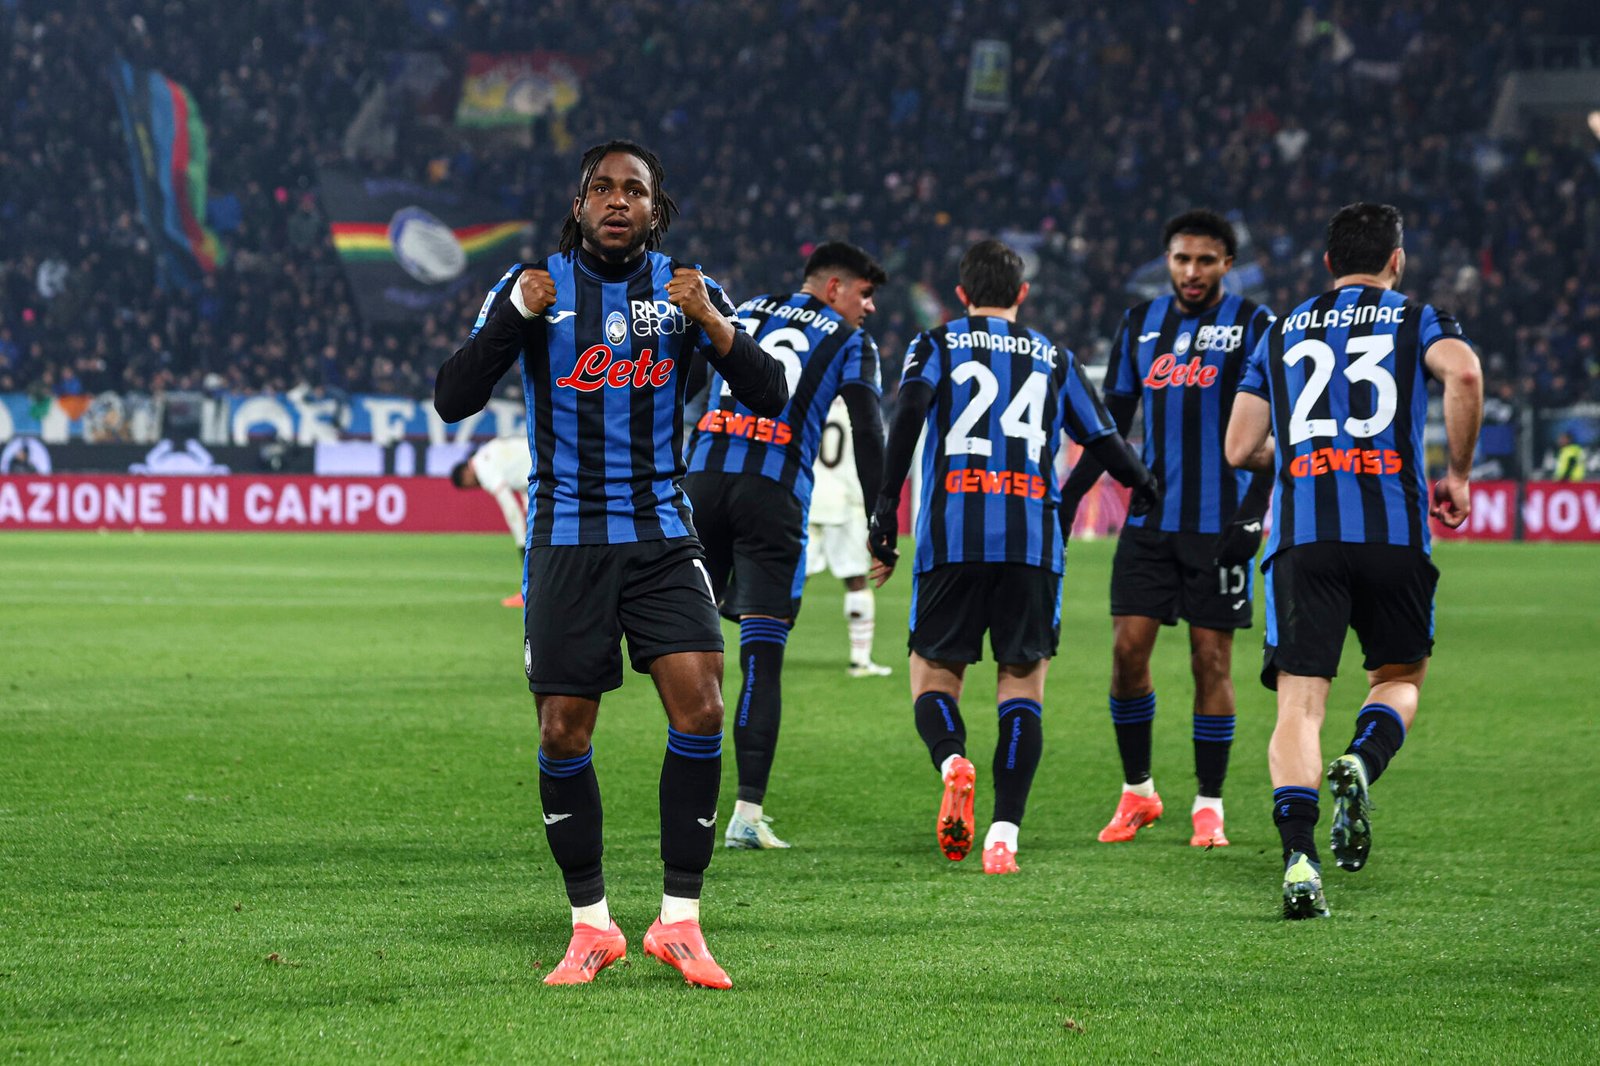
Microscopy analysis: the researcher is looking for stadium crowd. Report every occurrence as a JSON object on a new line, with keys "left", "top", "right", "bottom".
{"left": 1, "top": 0, "right": 1597, "bottom": 412}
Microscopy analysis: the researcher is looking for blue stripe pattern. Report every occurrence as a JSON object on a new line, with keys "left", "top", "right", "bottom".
{"left": 538, "top": 747, "right": 593, "bottom": 779}
{"left": 998, "top": 698, "right": 1043, "bottom": 720}
{"left": 1274, "top": 785, "right": 1320, "bottom": 805}
{"left": 1110, "top": 692, "right": 1156, "bottom": 725}
{"left": 739, "top": 617, "right": 791, "bottom": 646}
{"left": 1354, "top": 702, "right": 1407, "bottom": 745}
{"left": 666, "top": 727, "right": 722, "bottom": 760}
{"left": 1193, "top": 713, "right": 1236, "bottom": 742}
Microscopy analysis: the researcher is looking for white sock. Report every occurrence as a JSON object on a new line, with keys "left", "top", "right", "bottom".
{"left": 939, "top": 753, "right": 962, "bottom": 778}
{"left": 984, "top": 820, "right": 1019, "bottom": 850}
{"left": 572, "top": 897, "right": 609, "bottom": 929}
{"left": 845, "top": 588, "right": 875, "bottom": 664}
{"left": 733, "top": 799, "right": 763, "bottom": 824}
{"left": 1124, "top": 777, "right": 1156, "bottom": 798}
{"left": 660, "top": 893, "right": 699, "bottom": 925}
{"left": 1193, "top": 795, "right": 1224, "bottom": 817}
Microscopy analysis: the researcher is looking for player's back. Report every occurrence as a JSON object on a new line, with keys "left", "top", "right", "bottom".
{"left": 1107, "top": 292, "right": 1274, "bottom": 533}
{"left": 1240, "top": 284, "right": 1465, "bottom": 559}
{"left": 686, "top": 292, "right": 878, "bottom": 501}
{"left": 903, "top": 316, "right": 1113, "bottom": 573}
{"left": 473, "top": 436, "right": 533, "bottom": 495}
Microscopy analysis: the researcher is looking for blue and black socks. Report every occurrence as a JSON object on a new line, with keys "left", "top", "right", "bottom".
{"left": 1110, "top": 691, "right": 1156, "bottom": 785}
{"left": 1347, "top": 702, "right": 1406, "bottom": 783}
{"left": 661, "top": 727, "right": 722, "bottom": 899}
{"left": 539, "top": 747, "right": 605, "bottom": 907}
{"left": 1193, "top": 712, "right": 1236, "bottom": 797}
{"left": 993, "top": 698, "right": 1043, "bottom": 825}
{"left": 914, "top": 691, "right": 967, "bottom": 769}
{"left": 1273, "top": 785, "right": 1321, "bottom": 864}
{"left": 734, "top": 618, "right": 790, "bottom": 804}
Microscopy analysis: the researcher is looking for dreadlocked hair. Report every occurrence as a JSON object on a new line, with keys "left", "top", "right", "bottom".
{"left": 557, "top": 140, "right": 677, "bottom": 255}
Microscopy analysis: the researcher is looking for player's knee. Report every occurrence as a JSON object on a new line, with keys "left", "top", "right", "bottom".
{"left": 538, "top": 712, "right": 594, "bottom": 758}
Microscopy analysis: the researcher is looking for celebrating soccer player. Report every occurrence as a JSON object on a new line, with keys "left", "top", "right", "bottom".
{"left": 682, "top": 241, "right": 889, "bottom": 850}
{"left": 1225, "top": 202, "right": 1483, "bottom": 919}
{"left": 1059, "top": 210, "right": 1276, "bottom": 849}
{"left": 433, "top": 140, "right": 788, "bottom": 986}
{"left": 869, "top": 240, "right": 1159, "bottom": 873}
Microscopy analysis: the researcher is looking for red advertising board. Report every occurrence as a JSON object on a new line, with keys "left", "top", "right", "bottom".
{"left": 1521, "top": 482, "right": 1600, "bottom": 542}
{"left": 0, "top": 475, "right": 506, "bottom": 533}
{"left": 1429, "top": 480, "right": 1517, "bottom": 541}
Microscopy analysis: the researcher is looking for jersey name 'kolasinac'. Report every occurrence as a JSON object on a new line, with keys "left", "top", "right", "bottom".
{"left": 469, "top": 252, "right": 739, "bottom": 546}
{"left": 1237, "top": 284, "right": 1467, "bottom": 560}
{"left": 686, "top": 292, "right": 879, "bottom": 504}
{"left": 901, "top": 316, "right": 1115, "bottom": 574}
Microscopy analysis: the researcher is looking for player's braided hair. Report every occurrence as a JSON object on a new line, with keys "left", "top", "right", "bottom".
{"left": 557, "top": 140, "right": 678, "bottom": 255}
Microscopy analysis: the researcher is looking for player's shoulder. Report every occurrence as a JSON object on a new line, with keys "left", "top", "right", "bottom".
{"left": 1124, "top": 296, "right": 1166, "bottom": 323}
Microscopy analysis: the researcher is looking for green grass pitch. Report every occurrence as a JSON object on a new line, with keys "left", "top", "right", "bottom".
{"left": 1, "top": 532, "right": 1596, "bottom": 1062}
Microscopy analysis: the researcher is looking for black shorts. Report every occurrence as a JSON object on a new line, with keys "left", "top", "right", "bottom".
{"left": 1260, "top": 542, "right": 1438, "bottom": 690}
{"left": 909, "top": 563, "right": 1061, "bottom": 665}
{"left": 524, "top": 537, "right": 723, "bottom": 695}
{"left": 1110, "top": 525, "right": 1253, "bottom": 631}
{"left": 682, "top": 471, "right": 806, "bottom": 621}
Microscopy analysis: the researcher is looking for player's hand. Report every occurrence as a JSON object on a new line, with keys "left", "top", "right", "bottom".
{"left": 517, "top": 269, "right": 557, "bottom": 317}
{"left": 1430, "top": 472, "right": 1471, "bottom": 529}
{"left": 1129, "top": 471, "right": 1161, "bottom": 518}
{"left": 1214, "top": 513, "right": 1264, "bottom": 567}
{"left": 867, "top": 497, "right": 900, "bottom": 584}
{"left": 666, "top": 267, "right": 719, "bottom": 328}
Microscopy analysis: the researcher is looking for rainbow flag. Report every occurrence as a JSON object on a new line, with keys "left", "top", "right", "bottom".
{"left": 319, "top": 168, "right": 530, "bottom": 323}
{"left": 110, "top": 58, "right": 224, "bottom": 292}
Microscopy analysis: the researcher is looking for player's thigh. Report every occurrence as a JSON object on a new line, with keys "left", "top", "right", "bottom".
{"left": 1109, "top": 525, "right": 1182, "bottom": 625}
{"left": 682, "top": 472, "right": 734, "bottom": 595}
{"left": 988, "top": 564, "right": 1061, "bottom": 665}
{"left": 723, "top": 478, "right": 805, "bottom": 619}
{"left": 1260, "top": 543, "right": 1352, "bottom": 690}
{"left": 617, "top": 537, "right": 725, "bottom": 675}
{"left": 1349, "top": 545, "right": 1438, "bottom": 672}
{"left": 1175, "top": 532, "right": 1254, "bottom": 631}
{"left": 909, "top": 564, "right": 988, "bottom": 664}
{"left": 525, "top": 545, "right": 626, "bottom": 694}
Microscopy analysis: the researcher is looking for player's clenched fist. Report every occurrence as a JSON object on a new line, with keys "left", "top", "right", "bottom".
{"left": 666, "top": 267, "right": 719, "bottom": 327}
{"left": 518, "top": 269, "right": 557, "bottom": 317}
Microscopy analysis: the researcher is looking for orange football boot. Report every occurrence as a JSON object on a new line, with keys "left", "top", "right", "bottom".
{"left": 1096, "top": 789, "right": 1164, "bottom": 843}
{"left": 643, "top": 918, "right": 732, "bottom": 989}
{"left": 501, "top": 592, "right": 525, "bottom": 608}
{"left": 1189, "top": 807, "right": 1230, "bottom": 847}
{"left": 937, "top": 756, "right": 977, "bottom": 861}
{"left": 982, "top": 841, "right": 1020, "bottom": 874}
{"left": 543, "top": 921, "right": 626, "bottom": 985}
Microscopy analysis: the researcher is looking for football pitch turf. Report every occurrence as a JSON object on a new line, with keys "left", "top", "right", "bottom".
{"left": 1, "top": 532, "right": 1595, "bottom": 1063}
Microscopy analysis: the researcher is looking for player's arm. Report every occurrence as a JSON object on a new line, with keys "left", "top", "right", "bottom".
{"left": 669, "top": 267, "right": 787, "bottom": 416}
{"left": 867, "top": 380, "right": 933, "bottom": 585}
{"left": 1425, "top": 336, "right": 1483, "bottom": 529}
{"left": 840, "top": 384, "right": 885, "bottom": 516}
{"left": 1060, "top": 358, "right": 1159, "bottom": 520}
{"left": 1058, "top": 390, "right": 1138, "bottom": 521}
{"left": 434, "top": 267, "right": 550, "bottom": 423}
{"left": 1224, "top": 392, "right": 1274, "bottom": 471}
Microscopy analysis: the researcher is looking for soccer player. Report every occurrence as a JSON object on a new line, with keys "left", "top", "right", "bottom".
{"left": 433, "top": 140, "right": 787, "bottom": 985}
{"left": 450, "top": 435, "right": 533, "bottom": 607}
{"left": 682, "top": 241, "right": 888, "bottom": 849}
{"left": 806, "top": 395, "right": 894, "bottom": 678}
{"left": 869, "top": 239, "right": 1159, "bottom": 874}
{"left": 1059, "top": 210, "right": 1276, "bottom": 849}
{"left": 1225, "top": 202, "right": 1482, "bottom": 919}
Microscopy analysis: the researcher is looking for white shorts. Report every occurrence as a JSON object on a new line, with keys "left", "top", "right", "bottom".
{"left": 806, "top": 512, "right": 871, "bottom": 581}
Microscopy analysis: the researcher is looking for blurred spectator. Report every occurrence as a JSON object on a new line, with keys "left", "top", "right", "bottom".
{"left": 1554, "top": 431, "right": 1588, "bottom": 481}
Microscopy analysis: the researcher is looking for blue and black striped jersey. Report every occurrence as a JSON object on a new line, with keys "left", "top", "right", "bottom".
{"left": 467, "top": 252, "right": 742, "bottom": 546}
{"left": 901, "top": 316, "right": 1116, "bottom": 574}
{"left": 685, "top": 292, "right": 880, "bottom": 503}
{"left": 1237, "top": 284, "right": 1467, "bottom": 559}
{"left": 1105, "top": 293, "right": 1275, "bottom": 533}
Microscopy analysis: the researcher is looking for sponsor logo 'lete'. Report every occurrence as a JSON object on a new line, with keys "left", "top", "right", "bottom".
{"left": 555, "top": 345, "right": 675, "bottom": 391}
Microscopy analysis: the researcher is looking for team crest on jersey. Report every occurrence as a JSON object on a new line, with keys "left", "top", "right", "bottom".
{"left": 605, "top": 311, "right": 628, "bottom": 345}
{"left": 631, "top": 299, "right": 688, "bottom": 337}
{"left": 1174, "top": 332, "right": 1192, "bottom": 357}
